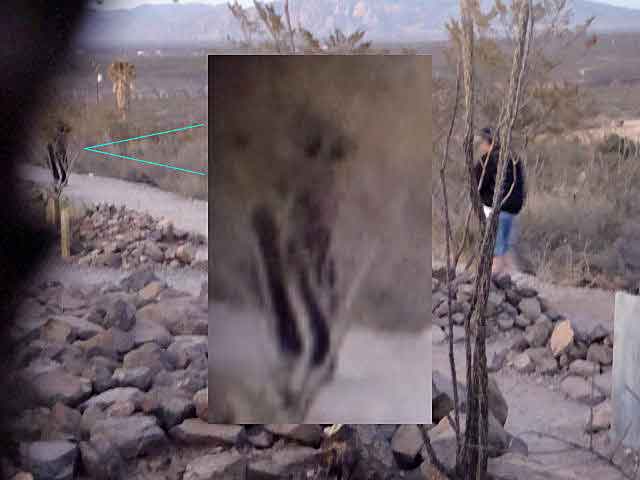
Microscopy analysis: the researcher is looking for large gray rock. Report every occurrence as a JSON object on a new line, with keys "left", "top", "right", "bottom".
{"left": 549, "top": 320, "right": 574, "bottom": 357}
{"left": 137, "top": 299, "right": 207, "bottom": 336}
{"left": 28, "top": 366, "right": 92, "bottom": 408}
{"left": 102, "top": 298, "right": 136, "bottom": 331}
{"left": 519, "top": 297, "right": 542, "bottom": 321}
{"left": 74, "top": 328, "right": 134, "bottom": 360}
{"left": 153, "top": 366, "right": 207, "bottom": 396}
{"left": 497, "top": 313, "right": 515, "bottom": 331}
{"left": 82, "top": 357, "right": 119, "bottom": 394}
{"left": 594, "top": 370, "right": 612, "bottom": 396}
{"left": 194, "top": 388, "right": 208, "bottom": 421}
{"left": 142, "top": 389, "right": 195, "bottom": 429}
{"left": 586, "top": 400, "right": 612, "bottom": 433}
{"left": 80, "top": 406, "right": 107, "bottom": 439}
{"left": 137, "top": 281, "right": 164, "bottom": 305}
{"left": 513, "top": 352, "right": 535, "bottom": 374}
{"left": 587, "top": 343, "right": 613, "bottom": 366}
{"left": 352, "top": 424, "right": 396, "bottom": 468}
{"left": 569, "top": 360, "right": 600, "bottom": 378}
{"left": 426, "top": 412, "right": 510, "bottom": 470}
{"left": 112, "top": 367, "right": 152, "bottom": 391}
{"left": 78, "top": 434, "right": 125, "bottom": 480}
{"left": 129, "top": 319, "right": 172, "bottom": 348}
{"left": 391, "top": 424, "right": 423, "bottom": 469}
{"left": 525, "top": 347, "right": 558, "bottom": 375}
{"left": 122, "top": 343, "right": 176, "bottom": 376}
{"left": 40, "top": 319, "right": 74, "bottom": 344}
{"left": 167, "top": 335, "right": 207, "bottom": 369}
{"left": 81, "top": 387, "right": 145, "bottom": 412}
{"left": 20, "top": 441, "right": 78, "bottom": 480}
{"left": 246, "top": 426, "right": 275, "bottom": 449}
{"left": 183, "top": 452, "right": 243, "bottom": 480}
{"left": 524, "top": 318, "right": 553, "bottom": 348}
{"left": 53, "top": 345, "right": 86, "bottom": 376}
{"left": 52, "top": 315, "right": 104, "bottom": 341}
{"left": 431, "top": 371, "right": 508, "bottom": 427}
{"left": 89, "top": 415, "right": 167, "bottom": 460}
{"left": 176, "top": 244, "right": 196, "bottom": 264}
{"left": 43, "top": 403, "right": 82, "bottom": 442}
{"left": 248, "top": 447, "right": 323, "bottom": 479}
{"left": 560, "top": 376, "right": 605, "bottom": 405}
{"left": 170, "top": 420, "right": 243, "bottom": 446}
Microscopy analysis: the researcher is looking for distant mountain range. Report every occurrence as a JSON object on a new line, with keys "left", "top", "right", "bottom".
{"left": 75, "top": 0, "right": 640, "bottom": 47}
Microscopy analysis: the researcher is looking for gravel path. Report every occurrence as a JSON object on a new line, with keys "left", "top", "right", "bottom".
{"left": 19, "top": 165, "right": 208, "bottom": 238}
{"left": 432, "top": 260, "right": 623, "bottom": 478}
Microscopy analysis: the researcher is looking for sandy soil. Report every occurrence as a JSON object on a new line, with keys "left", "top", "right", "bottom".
{"left": 432, "top": 261, "right": 625, "bottom": 478}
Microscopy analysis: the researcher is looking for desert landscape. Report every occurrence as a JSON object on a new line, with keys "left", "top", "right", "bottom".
{"left": 5, "top": 0, "right": 640, "bottom": 479}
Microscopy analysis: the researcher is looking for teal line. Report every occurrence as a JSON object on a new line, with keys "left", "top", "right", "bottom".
{"left": 84, "top": 147, "right": 207, "bottom": 176}
{"left": 87, "top": 123, "right": 206, "bottom": 148}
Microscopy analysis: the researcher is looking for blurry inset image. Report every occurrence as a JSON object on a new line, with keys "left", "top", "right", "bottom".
{"left": 209, "top": 55, "right": 432, "bottom": 424}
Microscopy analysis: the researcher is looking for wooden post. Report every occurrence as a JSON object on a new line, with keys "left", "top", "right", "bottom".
{"left": 46, "top": 194, "right": 59, "bottom": 228}
{"left": 612, "top": 291, "right": 640, "bottom": 448}
{"left": 60, "top": 197, "right": 71, "bottom": 259}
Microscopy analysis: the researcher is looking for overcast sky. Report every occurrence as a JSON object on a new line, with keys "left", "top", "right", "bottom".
{"left": 92, "top": 0, "right": 640, "bottom": 10}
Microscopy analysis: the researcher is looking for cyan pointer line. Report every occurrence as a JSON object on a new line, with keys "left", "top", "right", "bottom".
{"left": 83, "top": 122, "right": 207, "bottom": 176}
{"left": 84, "top": 147, "right": 207, "bottom": 176}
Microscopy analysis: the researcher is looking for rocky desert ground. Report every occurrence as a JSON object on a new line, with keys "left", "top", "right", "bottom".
{"left": 3, "top": 165, "right": 636, "bottom": 480}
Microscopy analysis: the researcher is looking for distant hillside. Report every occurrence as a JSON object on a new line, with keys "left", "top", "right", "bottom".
{"left": 75, "top": 0, "right": 640, "bottom": 47}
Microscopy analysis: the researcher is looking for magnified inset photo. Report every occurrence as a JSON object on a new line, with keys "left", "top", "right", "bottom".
{"left": 209, "top": 54, "right": 432, "bottom": 424}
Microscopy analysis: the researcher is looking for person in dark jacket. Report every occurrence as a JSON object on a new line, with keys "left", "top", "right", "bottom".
{"left": 473, "top": 127, "right": 526, "bottom": 275}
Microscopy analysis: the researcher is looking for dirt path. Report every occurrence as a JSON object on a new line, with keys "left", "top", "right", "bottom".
{"left": 432, "top": 262, "right": 623, "bottom": 478}
{"left": 432, "top": 339, "right": 623, "bottom": 479}
{"left": 19, "top": 165, "right": 208, "bottom": 238}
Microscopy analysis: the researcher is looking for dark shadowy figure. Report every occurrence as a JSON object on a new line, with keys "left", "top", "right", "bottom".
{"left": 0, "top": 1, "right": 86, "bottom": 473}
{"left": 46, "top": 121, "right": 71, "bottom": 195}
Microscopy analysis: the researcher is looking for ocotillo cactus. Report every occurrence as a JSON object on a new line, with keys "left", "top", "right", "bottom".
{"left": 45, "top": 121, "right": 78, "bottom": 257}
{"left": 108, "top": 60, "right": 136, "bottom": 120}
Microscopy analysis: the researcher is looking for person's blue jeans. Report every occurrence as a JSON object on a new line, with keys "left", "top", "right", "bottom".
{"left": 494, "top": 211, "right": 515, "bottom": 256}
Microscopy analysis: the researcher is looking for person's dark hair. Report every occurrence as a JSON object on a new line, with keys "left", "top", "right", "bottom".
{"left": 479, "top": 126, "right": 500, "bottom": 149}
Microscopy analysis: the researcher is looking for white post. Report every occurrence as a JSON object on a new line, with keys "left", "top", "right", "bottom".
{"left": 612, "top": 291, "right": 640, "bottom": 448}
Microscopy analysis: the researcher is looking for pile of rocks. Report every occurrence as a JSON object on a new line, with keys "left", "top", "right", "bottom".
{"left": 5, "top": 270, "right": 209, "bottom": 478}
{"left": 433, "top": 271, "right": 614, "bottom": 435}
{"left": 73, "top": 203, "right": 207, "bottom": 271}
{"left": 24, "top": 184, "right": 208, "bottom": 272}
{"left": 6, "top": 268, "right": 520, "bottom": 480}
{"left": 432, "top": 271, "right": 565, "bottom": 356}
